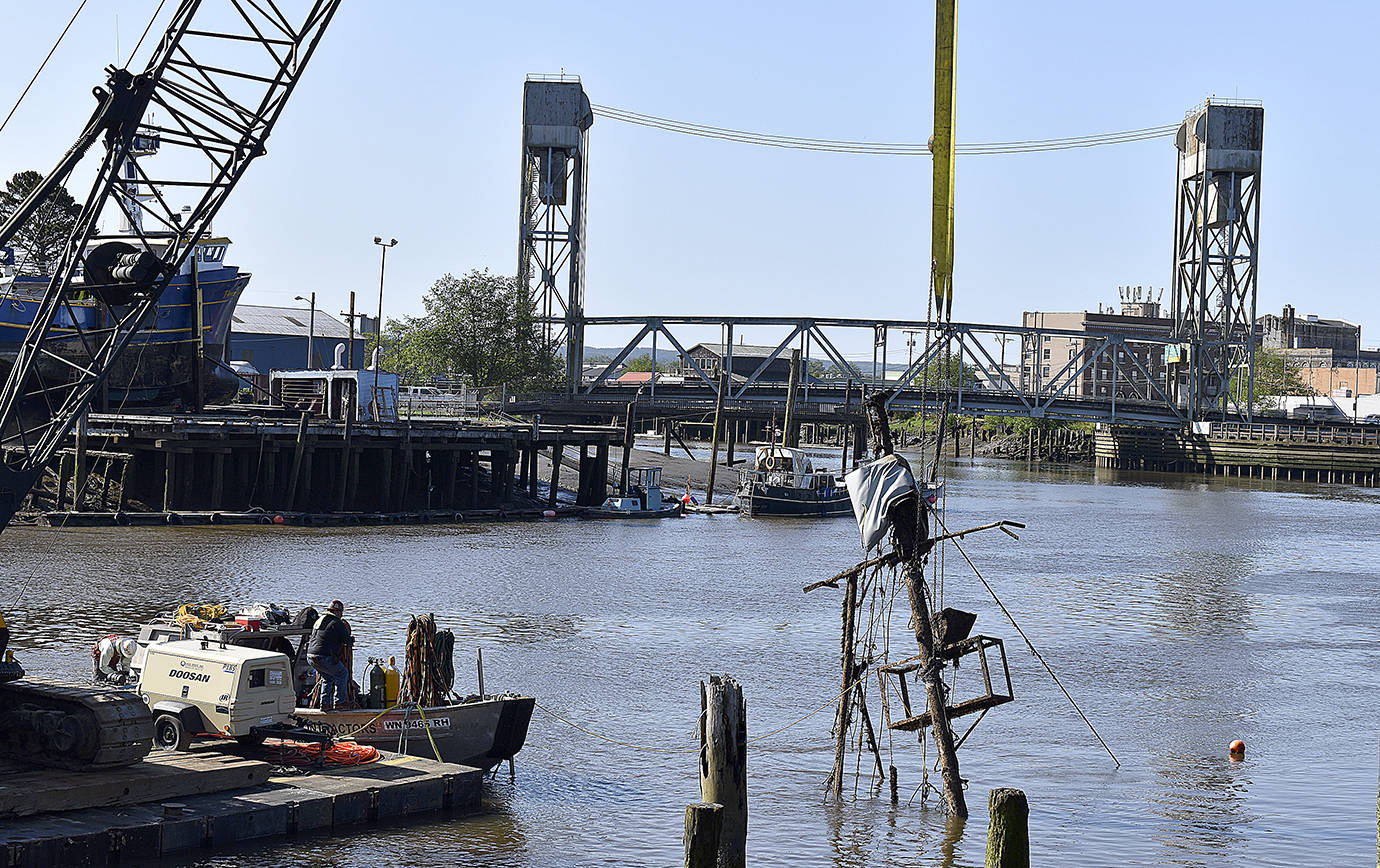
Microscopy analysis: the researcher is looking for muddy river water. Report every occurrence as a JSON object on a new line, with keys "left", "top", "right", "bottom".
{"left": 3, "top": 456, "right": 1377, "bottom": 866}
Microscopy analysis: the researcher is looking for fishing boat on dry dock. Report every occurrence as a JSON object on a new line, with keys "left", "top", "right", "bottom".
{"left": 114, "top": 604, "right": 533, "bottom": 772}
{"left": 737, "top": 445, "right": 850, "bottom": 517}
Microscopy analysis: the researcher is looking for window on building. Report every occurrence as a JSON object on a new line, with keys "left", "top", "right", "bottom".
{"left": 1042, "top": 366, "right": 1050, "bottom": 378}
{"left": 1068, "top": 348, "right": 1076, "bottom": 359}
{"left": 1042, "top": 349, "right": 1050, "bottom": 360}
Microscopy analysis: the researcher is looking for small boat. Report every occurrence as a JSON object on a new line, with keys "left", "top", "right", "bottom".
{"left": 737, "top": 446, "right": 851, "bottom": 517}
{"left": 593, "top": 467, "right": 684, "bottom": 518}
{"left": 120, "top": 608, "right": 532, "bottom": 772}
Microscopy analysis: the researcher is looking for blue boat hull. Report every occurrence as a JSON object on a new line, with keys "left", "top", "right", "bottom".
{"left": 0, "top": 266, "right": 249, "bottom": 406}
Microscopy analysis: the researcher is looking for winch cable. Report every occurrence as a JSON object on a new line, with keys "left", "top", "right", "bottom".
{"left": 0, "top": 0, "right": 88, "bottom": 139}
{"left": 931, "top": 511, "right": 1120, "bottom": 768}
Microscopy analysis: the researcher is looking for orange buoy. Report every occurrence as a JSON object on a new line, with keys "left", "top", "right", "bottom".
{"left": 273, "top": 515, "right": 285, "bottom": 525}
{"left": 1228, "top": 739, "right": 1245, "bottom": 760}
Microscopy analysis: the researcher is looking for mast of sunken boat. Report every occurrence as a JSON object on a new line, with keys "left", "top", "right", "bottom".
{"left": 869, "top": 393, "right": 966, "bottom": 815}
{"left": 809, "top": 392, "right": 976, "bottom": 816}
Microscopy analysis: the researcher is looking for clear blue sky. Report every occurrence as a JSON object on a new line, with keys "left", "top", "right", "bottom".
{"left": 2, "top": 1, "right": 1377, "bottom": 359}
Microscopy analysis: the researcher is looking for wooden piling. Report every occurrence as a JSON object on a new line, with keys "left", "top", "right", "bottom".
{"left": 337, "top": 404, "right": 353, "bottom": 512}
{"left": 699, "top": 675, "right": 746, "bottom": 868}
{"left": 707, "top": 374, "right": 727, "bottom": 504}
{"left": 74, "top": 413, "right": 88, "bottom": 510}
{"left": 985, "top": 788, "right": 1029, "bottom": 868}
{"left": 683, "top": 802, "right": 723, "bottom": 868}
{"left": 841, "top": 381, "right": 853, "bottom": 471}
{"left": 726, "top": 415, "right": 737, "bottom": 468}
{"left": 618, "top": 403, "right": 635, "bottom": 495}
{"left": 784, "top": 349, "right": 801, "bottom": 448}
{"left": 285, "top": 412, "right": 309, "bottom": 510}
{"left": 663, "top": 422, "right": 672, "bottom": 456}
{"left": 548, "top": 445, "right": 561, "bottom": 508}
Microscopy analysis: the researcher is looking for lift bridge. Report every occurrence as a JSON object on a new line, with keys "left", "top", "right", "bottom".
{"left": 509, "top": 313, "right": 1187, "bottom": 429}
{"left": 516, "top": 78, "right": 1261, "bottom": 429}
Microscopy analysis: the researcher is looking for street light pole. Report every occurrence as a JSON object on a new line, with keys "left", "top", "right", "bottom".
{"left": 373, "top": 236, "right": 398, "bottom": 367}
{"left": 294, "top": 292, "right": 316, "bottom": 368}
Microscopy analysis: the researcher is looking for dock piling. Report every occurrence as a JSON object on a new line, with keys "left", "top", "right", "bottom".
{"left": 683, "top": 802, "right": 723, "bottom": 868}
{"left": 699, "top": 675, "right": 746, "bottom": 868}
{"left": 985, "top": 787, "right": 1029, "bottom": 867}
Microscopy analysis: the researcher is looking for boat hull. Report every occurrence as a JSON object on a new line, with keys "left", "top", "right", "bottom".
{"left": 587, "top": 503, "right": 684, "bottom": 519}
{"left": 738, "top": 483, "right": 852, "bottom": 517}
{"left": 0, "top": 266, "right": 249, "bottom": 406}
{"left": 294, "top": 695, "right": 534, "bottom": 771}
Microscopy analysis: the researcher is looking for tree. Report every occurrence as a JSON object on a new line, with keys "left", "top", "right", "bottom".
{"left": 0, "top": 171, "right": 81, "bottom": 275}
{"left": 372, "top": 269, "right": 559, "bottom": 391}
{"left": 623, "top": 353, "right": 660, "bottom": 373}
{"left": 1236, "top": 348, "right": 1311, "bottom": 411}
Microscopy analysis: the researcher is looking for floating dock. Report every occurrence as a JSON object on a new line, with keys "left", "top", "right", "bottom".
{"left": 0, "top": 744, "right": 482, "bottom": 866}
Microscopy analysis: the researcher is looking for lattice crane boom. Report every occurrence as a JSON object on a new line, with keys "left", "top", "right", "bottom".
{"left": 0, "top": 0, "right": 341, "bottom": 529}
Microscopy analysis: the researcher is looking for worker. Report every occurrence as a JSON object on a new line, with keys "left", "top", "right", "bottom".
{"left": 307, "top": 600, "right": 354, "bottom": 710}
{"left": 92, "top": 635, "right": 138, "bottom": 684}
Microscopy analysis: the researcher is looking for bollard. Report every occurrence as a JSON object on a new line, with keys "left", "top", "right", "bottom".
{"left": 683, "top": 801, "right": 723, "bottom": 868}
{"left": 985, "top": 787, "right": 1029, "bottom": 868}
{"left": 700, "top": 675, "right": 746, "bottom": 868}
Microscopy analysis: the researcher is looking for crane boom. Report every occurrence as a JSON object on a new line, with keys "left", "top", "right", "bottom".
{"left": 0, "top": 0, "right": 341, "bottom": 771}
{"left": 0, "top": 0, "right": 341, "bottom": 529}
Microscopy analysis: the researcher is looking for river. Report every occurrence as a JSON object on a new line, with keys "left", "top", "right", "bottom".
{"left": 2, "top": 457, "right": 1377, "bottom": 866}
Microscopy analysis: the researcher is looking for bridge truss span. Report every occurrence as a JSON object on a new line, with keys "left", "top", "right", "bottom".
{"left": 571, "top": 315, "right": 1186, "bottom": 428}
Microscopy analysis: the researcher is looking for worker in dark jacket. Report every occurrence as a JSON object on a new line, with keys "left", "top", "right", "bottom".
{"left": 307, "top": 600, "right": 354, "bottom": 710}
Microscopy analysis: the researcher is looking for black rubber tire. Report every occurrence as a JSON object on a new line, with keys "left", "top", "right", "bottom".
{"left": 153, "top": 713, "right": 190, "bottom": 752}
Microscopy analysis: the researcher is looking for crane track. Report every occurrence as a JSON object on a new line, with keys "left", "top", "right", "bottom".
{"left": 0, "top": 678, "right": 152, "bottom": 770}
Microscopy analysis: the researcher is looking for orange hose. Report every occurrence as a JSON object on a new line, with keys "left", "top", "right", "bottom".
{"left": 261, "top": 738, "right": 381, "bottom": 766}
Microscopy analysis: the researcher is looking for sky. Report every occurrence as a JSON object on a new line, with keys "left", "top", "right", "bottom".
{"left": 1, "top": 1, "right": 1377, "bottom": 362}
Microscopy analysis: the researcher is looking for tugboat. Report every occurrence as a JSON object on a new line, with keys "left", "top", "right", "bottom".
{"left": 592, "top": 466, "right": 684, "bottom": 518}
{"left": 737, "top": 445, "right": 850, "bottom": 517}
{"left": 116, "top": 605, "right": 533, "bottom": 772}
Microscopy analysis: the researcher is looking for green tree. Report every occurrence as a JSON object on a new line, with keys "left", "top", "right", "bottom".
{"left": 1236, "top": 348, "right": 1310, "bottom": 411}
{"left": 0, "top": 170, "right": 81, "bottom": 275}
{"left": 372, "top": 269, "right": 559, "bottom": 391}
{"left": 623, "top": 353, "right": 659, "bottom": 373}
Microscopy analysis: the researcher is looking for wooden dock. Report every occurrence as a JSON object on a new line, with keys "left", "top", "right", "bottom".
{"left": 0, "top": 744, "right": 482, "bottom": 866}
{"left": 14, "top": 411, "right": 619, "bottom": 518}
{"left": 1095, "top": 420, "right": 1380, "bottom": 485}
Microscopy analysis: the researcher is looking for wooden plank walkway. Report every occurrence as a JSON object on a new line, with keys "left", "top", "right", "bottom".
{"left": 0, "top": 745, "right": 482, "bottom": 866}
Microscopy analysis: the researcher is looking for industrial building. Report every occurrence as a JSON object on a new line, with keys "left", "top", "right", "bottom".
{"left": 1021, "top": 288, "right": 1173, "bottom": 400}
{"left": 1257, "top": 305, "right": 1360, "bottom": 353}
{"left": 678, "top": 343, "right": 808, "bottom": 384}
{"left": 228, "top": 304, "right": 367, "bottom": 373}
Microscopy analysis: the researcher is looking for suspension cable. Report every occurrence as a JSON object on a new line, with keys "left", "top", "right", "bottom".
{"left": 0, "top": 0, "right": 90, "bottom": 138}
{"left": 593, "top": 103, "right": 1177, "bottom": 156}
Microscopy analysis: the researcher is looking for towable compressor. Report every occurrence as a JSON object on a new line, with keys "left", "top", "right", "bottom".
{"left": 138, "top": 638, "right": 327, "bottom": 752}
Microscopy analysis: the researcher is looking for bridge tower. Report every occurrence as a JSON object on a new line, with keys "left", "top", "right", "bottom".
{"left": 518, "top": 76, "right": 594, "bottom": 393}
{"left": 1169, "top": 100, "right": 1263, "bottom": 420}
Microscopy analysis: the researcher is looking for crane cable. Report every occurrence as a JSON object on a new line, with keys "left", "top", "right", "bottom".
{"left": 593, "top": 103, "right": 1177, "bottom": 156}
{"left": 0, "top": 0, "right": 90, "bottom": 138}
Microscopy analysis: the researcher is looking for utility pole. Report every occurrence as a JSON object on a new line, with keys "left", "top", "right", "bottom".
{"left": 340, "top": 290, "right": 358, "bottom": 369}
